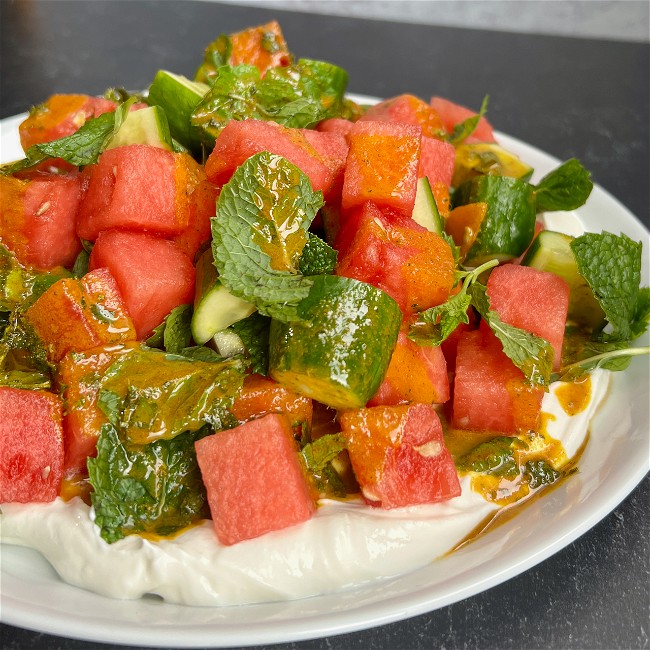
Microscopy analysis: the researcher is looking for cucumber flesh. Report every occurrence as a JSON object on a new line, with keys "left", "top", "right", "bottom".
{"left": 191, "top": 249, "right": 256, "bottom": 345}
{"left": 212, "top": 329, "right": 246, "bottom": 358}
{"left": 521, "top": 230, "right": 605, "bottom": 328}
{"left": 412, "top": 177, "right": 443, "bottom": 234}
{"left": 105, "top": 105, "right": 173, "bottom": 150}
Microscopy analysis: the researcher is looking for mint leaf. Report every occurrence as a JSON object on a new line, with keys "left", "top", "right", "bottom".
{"left": 1, "top": 111, "right": 116, "bottom": 175}
{"left": 409, "top": 259, "right": 497, "bottom": 346}
{"left": 191, "top": 59, "right": 348, "bottom": 145}
{"left": 553, "top": 342, "right": 649, "bottom": 382}
{"left": 98, "top": 346, "right": 244, "bottom": 445}
{"left": 195, "top": 34, "right": 233, "bottom": 84}
{"left": 298, "top": 233, "right": 338, "bottom": 276}
{"left": 301, "top": 433, "right": 347, "bottom": 473}
{"left": 570, "top": 232, "right": 643, "bottom": 342}
{"left": 524, "top": 460, "right": 560, "bottom": 489}
{"left": 88, "top": 424, "right": 209, "bottom": 543}
{"left": 212, "top": 152, "right": 323, "bottom": 322}
{"left": 0, "top": 369, "right": 51, "bottom": 390}
{"left": 230, "top": 312, "right": 271, "bottom": 375}
{"left": 469, "top": 283, "right": 554, "bottom": 387}
{"left": 534, "top": 158, "right": 593, "bottom": 212}
{"left": 163, "top": 304, "right": 193, "bottom": 354}
{"left": 631, "top": 287, "right": 650, "bottom": 340}
{"left": 456, "top": 437, "right": 528, "bottom": 479}
{"left": 448, "top": 95, "right": 489, "bottom": 145}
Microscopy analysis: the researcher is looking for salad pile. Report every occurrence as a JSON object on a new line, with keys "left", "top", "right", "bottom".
{"left": 1, "top": 20, "right": 648, "bottom": 559}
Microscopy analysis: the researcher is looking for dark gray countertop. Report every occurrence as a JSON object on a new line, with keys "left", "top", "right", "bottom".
{"left": 1, "top": 1, "right": 648, "bottom": 649}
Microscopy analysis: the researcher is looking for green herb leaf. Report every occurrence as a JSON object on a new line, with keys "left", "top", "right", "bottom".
{"left": 163, "top": 304, "right": 193, "bottom": 354}
{"left": 570, "top": 232, "right": 644, "bottom": 342}
{"left": 230, "top": 312, "right": 271, "bottom": 375}
{"left": 456, "top": 436, "right": 528, "bottom": 479}
{"left": 409, "top": 259, "right": 497, "bottom": 346}
{"left": 533, "top": 158, "right": 593, "bottom": 212}
{"left": 88, "top": 424, "right": 209, "bottom": 543}
{"left": 298, "top": 233, "right": 338, "bottom": 276}
{"left": 301, "top": 433, "right": 347, "bottom": 473}
{"left": 524, "top": 459, "right": 560, "bottom": 489}
{"left": 0, "top": 369, "right": 51, "bottom": 390}
{"left": 448, "top": 95, "right": 489, "bottom": 145}
{"left": 1, "top": 112, "right": 116, "bottom": 175}
{"left": 469, "top": 283, "right": 554, "bottom": 387}
{"left": 98, "top": 346, "right": 244, "bottom": 444}
{"left": 211, "top": 152, "right": 323, "bottom": 322}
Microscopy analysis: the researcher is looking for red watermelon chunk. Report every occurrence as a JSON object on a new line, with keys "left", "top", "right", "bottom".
{"left": 89, "top": 230, "right": 195, "bottom": 339}
{"left": 300, "top": 129, "right": 349, "bottom": 202}
{"left": 0, "top": 387, "right": 64, "bottom": 503}
{"left": 359, "top": 94, "right": 445, "bottom": 138}
{"left": 336, "top": 201, "right": 455, "bottom": 315}
{"left": 418, "top": 136, "right": 455, "bottom": 187}
{"left": 368, "top": 329, "right": 449, "bottom": 406}
{"left": 453, "top": 329, "right": 544, "bottom": 435}
{"left": 339, "top": 402, "right": 461, "bottom": 508}
{"left": 19, "top": 94, "right": 118, "bottom": 152}
{"left": 484, "top": 264, "right": 569, "bottom": 370}
{"left": 24, "top": 267, "right": 136, "bottom": 363}
{"left": 316, "top": 117, "right": 354, "bottom": 138}
{"left": 430, "top": 96, "right": 497, "bottom": 143}
{"left": 77, "top": 145, "right": 193, "bottom": 241}
{"left": 204, "top": 119, "right": 336, "bottom": 198}
{"left": 341, "top": 120, "right": 421, "bottom": 216}
{"left": 195, "top": 413, "right": 315, "bottom": 546}
{"left": 0, "top": 173, "right": 83, "bottom": 270}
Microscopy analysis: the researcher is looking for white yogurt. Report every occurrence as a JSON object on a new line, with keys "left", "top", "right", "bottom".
{"left": 0, "top": 371, "right": 609, "bottom": 607}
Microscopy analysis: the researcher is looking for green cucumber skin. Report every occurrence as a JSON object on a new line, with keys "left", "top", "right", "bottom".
{"left": 269, "top": 275, "right": 402, "bottom": 410}
{"left": 147, "top": 71, "right": 208, "bottom": 153}
{"left": 453, "top": 175, "right": 536, "bottom": 265}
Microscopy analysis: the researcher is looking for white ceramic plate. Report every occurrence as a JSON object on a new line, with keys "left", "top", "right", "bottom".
{"left": 0, "top": 100, "right": 648, "bottom": 648}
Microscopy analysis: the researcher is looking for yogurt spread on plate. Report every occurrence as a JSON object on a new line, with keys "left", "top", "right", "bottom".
{"left": 0, "top": 370, "right": 609, "bottom": 607}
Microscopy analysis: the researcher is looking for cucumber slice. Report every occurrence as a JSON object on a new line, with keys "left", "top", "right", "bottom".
{"left": 147, "top": 70, "right": 209, "bottom": 153}
{"left": 269, "top": 275, "right": 402, "bottom": 410}
{"left": 212, "top": 329, "right": 246, "bottom": 358}
{"left": 521, "top": 230, "right": 606, "bottom": 328}
{"left": 411, "top": 177, "right": 443, "bottom": 234}
{"left": 452, "top": 175, "right": 536, "bottom": 266}
{"left": 191, "top": 249, "right": 256, "bottom": 345}
{"left": 453, "top": 143, "right": 534, "bottom": 187}
{"left": 105, "top": 105, "right": 173, "bottom": 150}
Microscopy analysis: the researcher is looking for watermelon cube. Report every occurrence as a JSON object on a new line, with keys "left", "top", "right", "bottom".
{"left": 484, "top": 264, "right": 570, "bottom": 370}
{"left": 368, "top": 329, "right": 449, "bottom": 406}
{"left": 0, "top": 387, "right": 64, "bottom": 503}
{"left": 430, "top": 96, "right": 497, "bottom": 143}
{"left": 195, "top": 413, "right": 315, "bottom": 545}
{"left": 0, "top": 173, "right": 83, "bottom": 270}
{"left": 89, "top": 230, "right": 195, "bottom": 339}
{"left": 77, "top": 145, "right": 209, "bottom": 241}
{"left": 336, "top": 201, "right": 455, "bottom": 315}
{"left": 418, "top": 136, "right": 455, "bottom": 187}
{"left": 57, "top": 343, "right": 136, "bottom": 475}
{"left": 316, "top": 117, "right": 354, "bottom": 138}
{"left": 204, "top": 119, "right": 339, "bottom": 200}
{"left": 339, "top": 402, "right": 461, "bottom": 508}
{"left": 359, "top": 94, "right": 444, "bottom": 138}
{"left": 19, "top": 94, "right": 118, "bottom": 151}
{"left": 25, "top": 267, "right": 136, "bottom": 362}
{"left": 453, "top": 329, "right": 544, "bottom": 435}
{"left": 230, "top": 374, "right": 313, "bottom": 438}
{"left": 342, "top": 120, "right": 421, "bottom": 216}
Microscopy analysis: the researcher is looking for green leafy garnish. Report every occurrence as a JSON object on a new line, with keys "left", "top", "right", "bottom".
{"left": 88, "top": 423, "right": 209, "bottom": 543}
{"left": 448, "top": 95, "right": 489, "bottom": 145}
{"left": 300, "top": 432, "right": 350, "bottom": 498}
{"left": 410, "top": 259, "right": 497, "bottom": 347}
{"left": 230, "top": 312, "right": 271, "bottom": 375}
{"left": 211, "top": 152, "right": 323, "bottom": 322}
{"left": 570, "top": 232, "right": 645, "bottom": 342}
{"left": 470, "top": 283, "right": 554, "bottom": 387}
{"left": 1, "top": 111, "right": 116, "bottom": 175}
{"left": 524, "top": 460, "right": 560, "bottom": 489}
{"left": 456, "top": 437, "right": 528, "bottom": 479}
{"left": 298, "top": 233, "right": 338, "bottom": 276}
{"left": 533, "top": 158, "right": 593, "bottom": 212}
{"left": 96, "top": 346, "right": 244, "bottom": 444}
{"left": 191, "top": 59, "right": 348, "bottom": 145}
{"left": 163, "top": 304, "right": 193, "bottom": 354}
